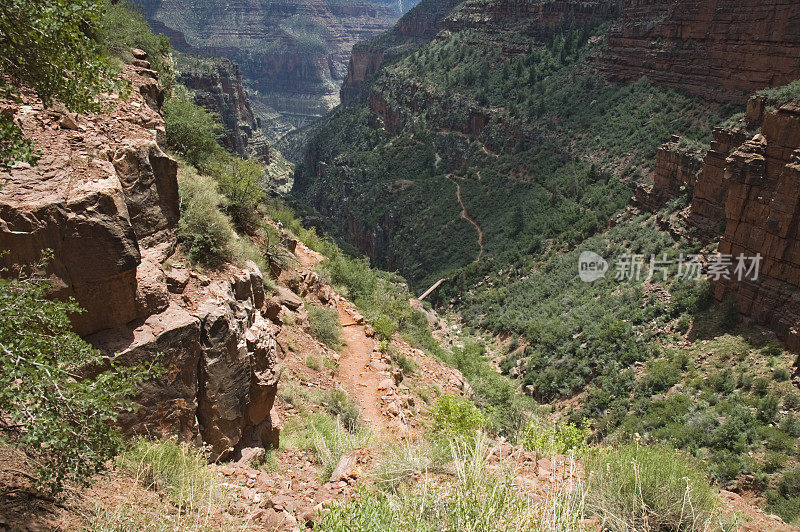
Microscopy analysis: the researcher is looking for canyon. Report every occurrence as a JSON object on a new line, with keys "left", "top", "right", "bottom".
{"left": 132, "top": 0, "right": 418, "bottom": 140}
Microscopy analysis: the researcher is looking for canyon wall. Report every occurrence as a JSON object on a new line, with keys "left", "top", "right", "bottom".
{"left": 647, "top": 101, "right": 800, "bottom": 350}
{"left": 178, "top": 56, "right": 271, "bottom": 162}
{"left": 601, "top": 0, "right": 800, "bottom": 104}
{"left": 0, "top": 54, "right": 279, "bottom": 459}
{"left": 340, "top": 0, "right": 464, "bottom": 103}
{"left": 133, "top": 0, "right": 415, "bottom": 139}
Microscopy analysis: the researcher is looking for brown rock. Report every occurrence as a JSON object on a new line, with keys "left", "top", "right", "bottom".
{"left": 276, "top": 286, "right": 303, "bottom": 310}
{"left": 165, "top": 266, "right": 190, "bottom": 293}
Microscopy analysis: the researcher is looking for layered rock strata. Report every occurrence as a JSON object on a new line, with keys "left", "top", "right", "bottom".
{"left": 601, "top": 0, "right": 800, "bottom": 104}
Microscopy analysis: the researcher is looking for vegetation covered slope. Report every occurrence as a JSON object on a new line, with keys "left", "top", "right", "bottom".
{"left": 295, "top": 0, "right": 725, "bottom": 288}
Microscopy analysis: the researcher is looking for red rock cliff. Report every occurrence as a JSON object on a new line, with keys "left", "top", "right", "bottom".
{"left": 601, "top": 0, "right": 800, "bottom": 104}
{"left": 0, "top": 54, "right": 279, "bottom": 459}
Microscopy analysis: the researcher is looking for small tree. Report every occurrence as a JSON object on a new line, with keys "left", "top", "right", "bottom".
{"left": 0, "top": 253, "right": 153, "bottom": 492}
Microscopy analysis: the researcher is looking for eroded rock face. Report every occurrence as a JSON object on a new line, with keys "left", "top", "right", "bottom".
{"left": 0, "top": 56, "right": 281, "bottom": 456}
{"left": 0, "top": 63, "right": 176, "bottom": 336}
{"left": 601, "top": 0, "right": 800, "bottom": 104}
{"left": 133, "top": 0, "right": 413, "bottom": 137}
{"left": 178, "top": 57, "right": 271, "bottom": 162}
{"left": 652, "top": 103, "right": 800, "bottom": 350}
{"left": 712, "top": 105, "right": 800, "bottom": 350}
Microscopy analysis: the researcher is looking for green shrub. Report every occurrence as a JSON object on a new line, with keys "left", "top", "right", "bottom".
{"left": 176, "top": 168, "right": 236, "bottom": 265}
{"left": 587, "top": 444, "right": 719, "bottom": 531}
{"left": 305, "top": 355, "right": 321, "bottom": 370}
{"left": 389, "top": 349, "right": 419, "bottom": 376}
{"left": 164, "top": 87, "right": 224, "bottom": 168}
{"left": 373, "top": 315, "right": 399, "bottom": 341}
{"left": 520, "top": 419, "right": 590, "bottom": 456}
{"left": 308, "top": 306, "right": 343, "bottom": 350}
{"left": 773, "top": 368, "right": 790, "bottom": 382}
{"left": 323, "top": 388, "right": 361, "bottom": 433}
{"left": 720, "top": 296, "right": 740, "bottom": 329}
{"left": 206, "top": 156, "right": 265, "bottom": 232}
{"left": 429, "top": 394, "right": 487, "bottom": 440}
{"left": 0, "top": 256, "right": 152, "bottom": 492}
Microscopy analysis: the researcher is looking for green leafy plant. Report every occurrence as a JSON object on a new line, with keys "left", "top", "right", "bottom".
{"left": 308, "top": 305, "right": 343, "bottom": 350}
{"left": 520, "top": 419, "right": 591, "bottom": 456}
{"left": 429, "top": 393, "right": 487, "bottom": 441}
{"left": 0, "top": 253, "right": 153, "bottom": 491}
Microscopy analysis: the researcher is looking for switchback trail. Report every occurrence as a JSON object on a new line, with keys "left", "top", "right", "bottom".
{"left": 446, "top": 175, "right": 484, "bottom": 261}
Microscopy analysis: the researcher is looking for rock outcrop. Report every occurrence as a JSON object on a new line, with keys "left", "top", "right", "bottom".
{"left": 712, "top": 105, "right": 800, "bottom": 351}
{"left": 647, "top": 100, "right": 800, "bottom": 351}
{"left": 601, "top": 0, "right": 800, "bottom": 104}
{"left": 132, "top": 0, "right": 414, "bottom": 138}
{"left": 635, "top": 136, "right": 704, "bottom": 211}
{"left": 177, "top": 56, "right": 270, "bottom": 162}
{"left": 0, "top": 55, "right": 280, "bottom": 457}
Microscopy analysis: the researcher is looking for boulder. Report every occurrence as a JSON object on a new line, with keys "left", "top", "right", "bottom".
{"left": 88, "top": 303, "right": 202, "bottom": 442}
{"left": 276, "top": 286, "right": 303, "bottom": 310}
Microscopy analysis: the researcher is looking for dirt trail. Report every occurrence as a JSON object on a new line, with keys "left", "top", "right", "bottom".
{"left": 335, "top": 306, "right": 395, "bottom": 435}
{"left": 293, "top": 242, "right": 396, "bottom": 436}
{"left": 446, "top": 175, "right": 484, "bottom": 261}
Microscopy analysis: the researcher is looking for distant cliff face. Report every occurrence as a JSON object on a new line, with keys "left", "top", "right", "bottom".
{"left": 177, "top": 56, "right": 270, "bottom": 162}
{"left": 340, "top": 0, "right": 464, "bottom": 103}
{"left": 601, "top": 0, "right": 800, "bottom": 104}
{"left": 133, "top": 0, "right": 417, "bottom": 139}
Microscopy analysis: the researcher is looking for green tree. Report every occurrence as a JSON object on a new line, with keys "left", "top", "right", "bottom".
{"left": 0, "top": 254, "right": 154, "bottom": 492}
{"left": 163, "top": 87, "right": 224, "bottom": 167}
{"left": 208, "top": 156, "right": 265, "bottom": 231}
{"left": 0, "top": 0, "right": 116, "bottom": 168}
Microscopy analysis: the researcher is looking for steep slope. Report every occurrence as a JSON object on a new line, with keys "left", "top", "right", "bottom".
{"left": 0, "top": 56, "right": 278, "bottom": 461}
{"left": 295, "top": 0, "right": 723, "bottom": 288}
{"left": 132, "top": 0, "right": 420, "bottom": 139}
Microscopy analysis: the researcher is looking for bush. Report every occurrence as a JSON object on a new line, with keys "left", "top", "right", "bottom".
{"left": 429, "top": 394, "right": 487, "bottom": 440}
{"left": 176, "top": 168, "right": 236, "bottom": 265}
{"left": 520, "top": 419, "right": 590, "bottom": 456}
{"left": 164, "top": 87, "right": 224, "bottom": 168}
{"left": 389, "top": 349, "right": 419, "bottom": 376}
{"left": 587, "top": 444, "right": 719, "bottom": 531}
{"left": 323, "top": 389, "right": 361, "bottom": 433}
{"left": 0, "top": 256, "right": 152, "bottom": 492}
{"left": 206, "top": 156, "right": 265, "bottom": 232}
{"left": 373, "top": 315, "right": 399, "bottom": 342}
{"left": 308, "top": 306, "right": 343, "bottom": 350}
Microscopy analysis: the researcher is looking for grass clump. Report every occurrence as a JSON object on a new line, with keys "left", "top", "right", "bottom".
{"left": 322, "top": 388, "right": 362, "bottom": 433}
{"left": 587, "top": 444, "right": 719, "bottom": 531}
{"left": 316, "top": 437, "right": 586, "bottom": 531}
{"left": 308, "top": 305, "right": 343, "bottom": 350}
{"left": 519, "top": 419, "right": 591, "bottom": 457}
{"left": 282, "top": 412, "right": 372, "bottom": 482}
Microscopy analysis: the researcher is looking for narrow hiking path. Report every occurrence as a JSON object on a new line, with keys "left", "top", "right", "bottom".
{"left": 335, "top": 306, "right": 396, "bottom": 435}
{"left": 293, "top": 241, "right": 397, "bottom": 436}
{"left": 446, "top": 175, "right": 484, "bottom": 261}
